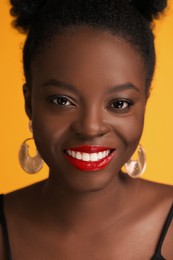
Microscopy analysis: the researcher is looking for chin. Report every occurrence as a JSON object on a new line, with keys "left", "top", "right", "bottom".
{"left": 50, "top": 166, "right": 118, "bottom": 194}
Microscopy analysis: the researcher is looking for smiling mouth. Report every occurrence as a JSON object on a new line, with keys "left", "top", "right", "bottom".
{"left": 64, "top": 146, "right": 115, "bottom": 171}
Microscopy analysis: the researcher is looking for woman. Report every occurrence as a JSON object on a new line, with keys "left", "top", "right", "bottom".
{"left": 0, "top": 0, "right": 172, "bottom": 259}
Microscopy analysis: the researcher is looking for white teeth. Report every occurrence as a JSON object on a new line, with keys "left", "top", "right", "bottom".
{"left": 76, "top": 152, "right": 82, "bottom": 160}
{"left": 98, "top": 152, "right": 103, "bottom": 160}
{"left": 103, "top": 151, "right": 106, "bottom": 158}
{"left": 82, "top": 153, "right": 90, "bottom": 161}
{"left": 90, "top": 153, "right": 99, "bottom": 162}
{"left": 68, "top": 150, "right": 72, "bottom": 156}
{"left": 66, "top": 150, "right": 111, "bottom": 162}
{"left": 72, "top": 151, "right": 76, "bottom": 158}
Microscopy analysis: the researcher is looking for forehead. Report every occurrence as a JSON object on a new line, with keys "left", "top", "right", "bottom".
{"left": 32, "top": 26, "right": 146, "bottom": 90}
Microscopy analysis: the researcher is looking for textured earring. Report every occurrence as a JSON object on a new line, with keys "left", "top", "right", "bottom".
{"left": 18, "top": 122, "right": 44, "bottom": 174}
{"left": 125, "top": 144, "right": 146, "bottom": 178}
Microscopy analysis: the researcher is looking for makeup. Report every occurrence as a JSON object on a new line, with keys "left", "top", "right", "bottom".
{"left": 64, "top": 145, "right": 115, "bottom": 171}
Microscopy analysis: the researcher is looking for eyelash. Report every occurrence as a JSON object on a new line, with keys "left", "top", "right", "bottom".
{"left": 47, "top": 95, "right": 75, "bottom": 106}
{"left": 47, "top": 95, "right": 133, "bottom": 113}
{"left": 108, "top": 99, "right": 133, "bottom": 112}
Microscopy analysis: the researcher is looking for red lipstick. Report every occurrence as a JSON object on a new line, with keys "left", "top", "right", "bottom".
{"left": 64, "top": 145, "right": 115, "bottom": 171}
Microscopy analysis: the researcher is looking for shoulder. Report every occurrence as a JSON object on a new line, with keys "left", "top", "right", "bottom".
{"left": 147, "top": 181, "right": 173, "bottom": 258}
{"left": 2, "top": 180, "right": 46, "bottom": 226}
{"left": 4, "top": 180, "right": 46, "bottom": 204}
{"left": 0, "top": 181, "right": 47, "bottom": 259}
{"left": 129, "top": 177, "right": 173, "bottom": 233}
{"left": 129, "top": 178, "right": 173, "bottom": 258}
{"left": 135, "top": 178, "right": 173, "bottom": 206}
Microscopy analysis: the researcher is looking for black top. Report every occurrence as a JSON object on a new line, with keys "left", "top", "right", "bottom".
{"left": 0, "top": 194, "right": 172, "bottom": 260}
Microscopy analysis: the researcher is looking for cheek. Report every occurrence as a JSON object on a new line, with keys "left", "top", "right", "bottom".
{"left": 123, "top": 115, "right": 144, "bottom": 144}
{"left": 31, "top": 107, "right": 71, "bottom": 165}
{"left": 110, "top": 107, "right": 145, "bottom": 152}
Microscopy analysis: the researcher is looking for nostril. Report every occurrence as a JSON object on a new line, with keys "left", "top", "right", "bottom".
{"left": 73, "top": 123, "right": 111, "bottom": 138}
{"left": 74, "top": 131, "right": 109, "bottom": 140}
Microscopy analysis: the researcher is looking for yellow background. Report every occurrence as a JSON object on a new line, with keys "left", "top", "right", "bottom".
{"left": 0, "top": 0, "right": 173, "bottom": 194}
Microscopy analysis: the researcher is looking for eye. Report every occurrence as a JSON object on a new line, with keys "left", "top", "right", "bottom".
{"left": 108, "top": 99, "right": 133, "bottom": 112}
{"left": 48, "top": 95, "right": 75, "bottom": 106}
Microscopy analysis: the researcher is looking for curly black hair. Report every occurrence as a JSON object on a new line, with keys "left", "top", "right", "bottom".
{"left": 10, "top": 0, "right": 167, "bottom": 95}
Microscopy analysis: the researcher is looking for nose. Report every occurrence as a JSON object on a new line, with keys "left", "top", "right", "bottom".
{"left": 71, "top": 107, "right": 110, "bottom": 139}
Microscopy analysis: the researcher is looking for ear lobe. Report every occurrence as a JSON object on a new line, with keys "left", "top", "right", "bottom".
{"left": 23, "top": 83, "right": 32, "bottom": 119}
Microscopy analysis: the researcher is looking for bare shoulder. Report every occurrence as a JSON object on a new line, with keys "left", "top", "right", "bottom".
{"left": 0, "top": 181, "right": 47, "bottom": 259}
{"left": 137, "top": 178, "right": 173, "bottom": 205}
{"left": 131, "top": 179, "right": 173, "bottom": 259}
{"left": 2, "top": 180, "right": 47, "bottom": 226}
{"left": 149, "top": 181, "right": 173, "bottom": 258}
{"left": 131, "top": 177, "right": 173, "bottom": 227}
{"left": 4, "top": 180, "right": 46, "bottom": 205}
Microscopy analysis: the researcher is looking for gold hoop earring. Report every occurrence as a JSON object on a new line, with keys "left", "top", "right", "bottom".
{"left": 19, "top": 138, "right": 44, "bottom": 174}
{"left": 18, "top": 121, "right": 44, "bottom": 174}
{"left": 125, "top": 144, "right": 146, "bottom": 179}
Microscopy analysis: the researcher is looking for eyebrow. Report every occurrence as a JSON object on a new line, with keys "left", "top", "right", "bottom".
{"left": 43, "top": 79, "right": 140, "bottom": 94}
{"left": 107, "top": 83, "right": 140, "bottom": 94}
{"left": 42, "top": 79, "right": 80, "bottom": 94}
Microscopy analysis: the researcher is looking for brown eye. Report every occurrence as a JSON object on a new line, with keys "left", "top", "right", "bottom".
{"left": 56, "top": 97, "right": 70, "bottom": 106}
{"left": 108, "top": 99, "right": 133, "bottom": 112}
{"left": 111, "top": 100, "right": 129, "bottom": 109}
{"left": 48, "top": 95, "right": 74, "bottom": 106}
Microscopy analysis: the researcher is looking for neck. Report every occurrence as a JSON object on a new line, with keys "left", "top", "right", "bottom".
{"left": 39, "top": 171, "right": 133, "bottom": 234}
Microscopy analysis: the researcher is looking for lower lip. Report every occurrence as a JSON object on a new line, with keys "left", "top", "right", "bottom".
{"left": 64, "top": 152, "right": 114, "bottom": 171}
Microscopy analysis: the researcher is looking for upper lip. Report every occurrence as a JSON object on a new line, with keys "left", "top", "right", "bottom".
{"left": 64, "top": 145, "right": 115, "bottom": 153}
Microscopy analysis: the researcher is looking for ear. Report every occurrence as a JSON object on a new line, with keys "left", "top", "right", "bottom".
{"left": 23, "top": 83, "right": 32, "bottom": 119}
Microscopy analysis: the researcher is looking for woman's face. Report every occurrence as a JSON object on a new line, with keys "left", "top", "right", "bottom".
{"left": 26, "top": 26, "right": 147, "bottom": 192}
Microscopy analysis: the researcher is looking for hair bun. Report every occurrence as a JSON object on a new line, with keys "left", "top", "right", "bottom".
{"left": 130, "top": 0, "right": 167, "bottom": 22}
{"left": 10, "top": 0, "right": 45, "bottom": 32}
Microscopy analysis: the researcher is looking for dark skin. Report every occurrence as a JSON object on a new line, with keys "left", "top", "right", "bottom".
{"left": 0, "top": 26, "right": 172, "bottom": 260}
